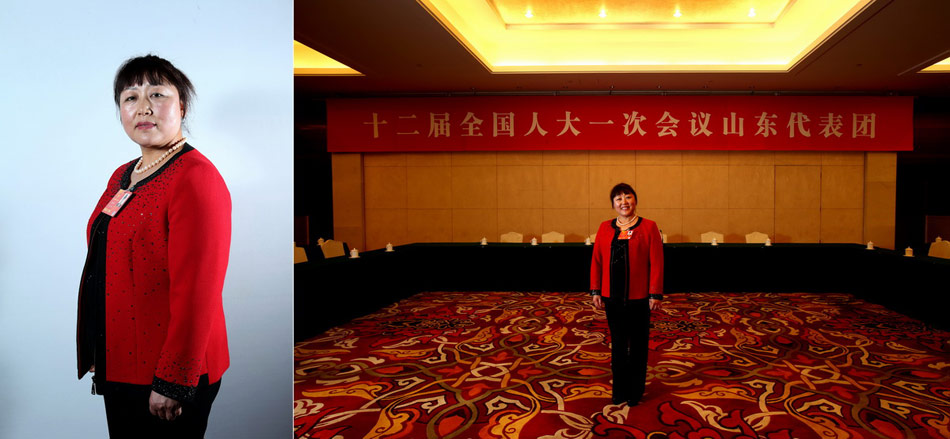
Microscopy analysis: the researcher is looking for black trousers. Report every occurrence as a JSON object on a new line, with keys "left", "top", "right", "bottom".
{"left": 605, "top": 297, "right": 650, "bottom": 402}
{"left": 103, "top": 375, "right": 220, "bottom": 439}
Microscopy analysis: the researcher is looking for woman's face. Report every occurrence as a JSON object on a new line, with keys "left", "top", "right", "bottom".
{"left": 119, "top": 81, "right": 183, "bottom": 149}
{"left": 613, "top": 192, "right": 637, "bottom": 217}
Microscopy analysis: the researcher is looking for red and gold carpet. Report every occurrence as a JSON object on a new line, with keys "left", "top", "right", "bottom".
{"left": 294, "top": 292, "right": 950, "bottom": 438}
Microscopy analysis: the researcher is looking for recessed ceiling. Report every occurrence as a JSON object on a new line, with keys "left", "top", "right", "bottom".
{"left": 920, "top": 55, "right": 950, "bottom": 73}
{"left": 418, "top": 0, "right": 872, "bottom": 72}
{"left": 491, "top": 0, "right": 789, "bottom": 26}
{"left": 294, "top": 0, "right": 950, "bottom": 96}
{"left": 293, "top": 40, "right": 362, "bottom": 76}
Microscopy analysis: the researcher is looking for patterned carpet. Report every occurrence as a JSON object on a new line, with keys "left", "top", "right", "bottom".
{"left": 294, "top": 292, "right": 950, "bottom": 439}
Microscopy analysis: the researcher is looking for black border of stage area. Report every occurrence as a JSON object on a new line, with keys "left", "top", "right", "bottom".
{"left": 294, "top": 243, "right": 950, "bottom": 341}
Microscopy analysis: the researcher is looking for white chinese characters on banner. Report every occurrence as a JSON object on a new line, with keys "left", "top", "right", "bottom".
{"left": 363, "top": 110, "right": 878, "bottom": 140}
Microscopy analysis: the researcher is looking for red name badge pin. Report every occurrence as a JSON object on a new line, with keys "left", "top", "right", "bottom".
{"left": 618, "top": 229, "right": 634, "bottom": 240}
{"left": 102, "top": 189, "right": 134, "bottom": 217}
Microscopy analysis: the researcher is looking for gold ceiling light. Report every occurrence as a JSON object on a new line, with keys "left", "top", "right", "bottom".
{"left": 293, "top": 40, "right": 363, "bottom": 76}
{"left": 416, "top": 0, "right": 875, "bottom": 73}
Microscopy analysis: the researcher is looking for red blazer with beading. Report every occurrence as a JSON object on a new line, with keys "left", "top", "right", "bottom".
{"left": 83, "top": 148, "right": 230, "bottom": 400}
{"left": 590, "top": 218, "right": 664, "bottom": 300}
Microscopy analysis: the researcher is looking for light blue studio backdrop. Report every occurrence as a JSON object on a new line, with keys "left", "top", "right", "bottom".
{"left": 0, "top": 1, "right": 292, "bottom": 437}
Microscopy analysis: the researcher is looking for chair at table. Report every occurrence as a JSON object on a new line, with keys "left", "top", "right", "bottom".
{"left": 700, "top": 231, "right": 724, "bottom": 243}
{"left": 293, "top": 242, "right": 308, "bottom": 264}
{"left": 745, "top": 232, "right": 769, "bottom": 244}
{"left": 321, "top": 239, "right": 347, "bottom": 259}
{"left": 589, "top": 233, "right": 597, "bottom": 243}
{"left": 542, "top": 231, "right": 565, "bottom": 243}
{"left": 500, "top": 232, "right": 524, "bottom": 243}
{"left": 928, "top": 237, "right": 950, "bottom": 259}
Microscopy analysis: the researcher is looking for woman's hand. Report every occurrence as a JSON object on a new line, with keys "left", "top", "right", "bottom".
{"left": 649, "top": 298, "right": 661, "bottom": 311}
{"left": 149, "top": 391, "right": 182, "bottom": 421}
{"left": 592, "top": 295, "right": 605, "bottom": 310}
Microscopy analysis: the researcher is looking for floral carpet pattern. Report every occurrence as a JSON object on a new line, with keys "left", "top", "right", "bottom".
{"left": 294, "top": 292, "right": 950, "bottom": 439}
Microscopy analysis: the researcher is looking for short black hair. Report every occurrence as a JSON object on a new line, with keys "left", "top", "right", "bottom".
{"left": 113, "top": 54, "right": 195, "bottom": 117}
{"left": 609, "top": 183, "right": 637, "bottom": 203}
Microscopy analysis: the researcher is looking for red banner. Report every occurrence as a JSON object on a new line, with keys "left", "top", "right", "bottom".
{"left": 327, "top": 96, "right": 912, "bottom": 152}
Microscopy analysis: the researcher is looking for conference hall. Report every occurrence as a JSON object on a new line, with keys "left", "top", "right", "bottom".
{"left": 292, "top": 1, "right": 950, "bottom": 437}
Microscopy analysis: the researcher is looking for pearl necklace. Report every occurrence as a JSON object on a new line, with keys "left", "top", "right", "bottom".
{"left": 134, "top": 138, "right": 186, "bottom": 174}
{"left": 617, "top": 214, "right": 639, "bottom": 227}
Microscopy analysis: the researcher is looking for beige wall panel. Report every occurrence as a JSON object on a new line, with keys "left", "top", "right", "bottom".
{"left": 636, "top": 165, "right": 683, "bottom": 208}
{"left": 408, "top": 209, "right": 453, "bottom": 243}
{"left": 820, "top": 208, "right": 864, "bottom": 243}
{"left": 683, "top": 165, "right": 729, "bottom": 209}
{"left": 451, "top": 151, "right": 497, "bottom": 166}
{"left": 774, "top": 208, "right": 820, "bottom": 243}
{"left": 451, "top": 166, "right": 497, "bottom": 208}
{"left": 682, "top": 151, "right": 729, "bottom": 165}
{"left": 864, "top": 181, "right": 896, "bottom": 249}
{"left": 331, "top": 153, "right": 363, "bottom": 228}
{"left": 542, "top": 208, "right": 589, "bottom": 242}
{"left": 497, "top": 208, "right": 542, "bottom": 242}
{"left": 775, "top": 166, "right": 821, "bottom": 209}
{"left": 452, "top": 208, "right": 498, "bottom": 243}
{"left": 497, "top": 151, "right": 542, "bottom": 166}
{"left": 345, "top": 146, "right": 889, "bottom": 251}
{"left": 365, "top": 208, "right": 408, "bottom": 250}
{"left": 407, "top": 166, "right": 452, "bottom": 208}
{"left": 638, "top": 208, "right": 684, "bottom": 243}
{"left": 589, "top": 166, "right": 636, "bottom": 209}
{"left": 542, "top": 166, "right": 589, "bottom": 208}
{"left": 364, "top": 153, "right": 406, "bottom": 166}
{"left": 589, "top": 150, "right": 636, "bottom": 165}
{"left": 332, "top": 226, "right": 364, "bottom": 251}
{"left": 821, "top": 151, "right": 864, "bottom": 165}
{"left": 865, "top": 152, "right": 897, "bottom": 183}
{"left": 728, "top": 208, "right": 774, "bottom": 242}
{"left": 331, "top": 153, "right": 364, "bottom": 251}
{"left": 406, "top": 152, "right": 451, "bottom": 166}
{"left": 821, "top": 165, "right": 864, "bottom": 208}
{"left": 774, "top": 152, "right": 821, "bottom": 165}
{"left": 498, "top": 166, "right": 542, "bottom": 208}
{"left": 729, "top": 166, "right": 774, "bottom": 208}
{"left": 543, "top": 150, "right": 589, "bottom": 166}
{"left": 729, "top": 151, "right": 774, "bottom": 165}
{"left": 637, "top": 150, "right": 682, "bottom": 165}
{"left": 364, "top": 166, "right": 407, "bottom": 209}
{"left": 589, "top": 208, "right": 617, "bottom": 237}
{"left": 682, "top": 208, "right": 729, "bottom": 242}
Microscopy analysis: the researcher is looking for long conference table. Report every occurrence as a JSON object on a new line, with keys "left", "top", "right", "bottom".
{"left": 295, "top": 243, "right": 950, "bottom": 341}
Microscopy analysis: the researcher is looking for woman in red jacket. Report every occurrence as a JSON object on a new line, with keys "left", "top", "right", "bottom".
{"left": 590, "top": 183, "right": 664, "bottom": 406}
{"left": 77, "top": 54, "right": 230, "bottom": 438}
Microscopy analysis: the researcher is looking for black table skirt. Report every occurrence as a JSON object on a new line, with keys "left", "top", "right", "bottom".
{"left": 295, "top": 243, "right": 950, "bottom": 341}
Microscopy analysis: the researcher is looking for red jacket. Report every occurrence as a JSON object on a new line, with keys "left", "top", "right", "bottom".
{"left": 82, "top": 148, "right": 230, "bottom": 398}
{"left": 590, "top": 218, "right": 664, "bottom": 299}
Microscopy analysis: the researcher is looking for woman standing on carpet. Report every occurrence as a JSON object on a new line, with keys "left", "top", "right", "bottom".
{"left": 76, "top": 54, "right": 230, "bottom": 438}
{"left": 590, "top": 183, "right": 664, "bottom": 406}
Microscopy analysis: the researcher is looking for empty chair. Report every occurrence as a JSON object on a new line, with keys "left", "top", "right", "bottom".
{"left": 660, "top": 232, "right": 667, "bottom": 244}
{"left": 500, "top": 232, "right": 524, "bottom": 243}
{"left": 700, "top": 231, "right": 724, "bottom": 243}
{"left": 542, "top": 231, "right": 565, "bottom": 243}
{"left": 321, "top": 239, "right": 346, "bottom": 259}
{"left": 293, "top": 242, "right": 308, "bottom": 264}
{"left": 928, "top": 237, "right": 950, "bottom": 259}
{"left": 745, "top": 232, "right": 769, "bottom": 244}
{"left": 589, "top": 233, "right": 597, "bottom": 243}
